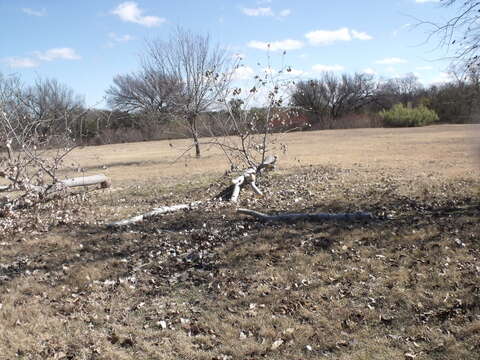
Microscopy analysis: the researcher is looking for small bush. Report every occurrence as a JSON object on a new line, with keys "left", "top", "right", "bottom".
{"left": 380, "top": 104, "right": 439, "bottom": 127}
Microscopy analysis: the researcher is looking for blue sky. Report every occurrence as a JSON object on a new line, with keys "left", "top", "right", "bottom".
{"left": 0, "top": 0, "right": 458, "bottom": 107}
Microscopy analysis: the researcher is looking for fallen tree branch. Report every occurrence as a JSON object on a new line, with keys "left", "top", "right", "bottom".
{"left": 107, "top": 201, "right": 203, "bottom": 228}
{"left": 237, "top": 208, "right": 373, "bottom": 222}
{"left": 0, "top": 174, "right": 111, "bottom": 213}
{"left": 226, "top": 156, "right": 277, "bottom": 202}
{"left": 58, "top": 174, "right": 111, "bottom": 189}
{"left": 107, "top": 157, "right": 277, "bottom": 227}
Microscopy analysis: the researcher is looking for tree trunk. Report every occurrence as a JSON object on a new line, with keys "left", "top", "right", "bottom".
{"left": 193, "top": 132, "right": 201, "bottom": 158}
{"left": 189, "top": 114, "right": 201, "bottom": 158}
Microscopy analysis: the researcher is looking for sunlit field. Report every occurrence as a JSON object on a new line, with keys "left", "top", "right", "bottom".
{"left": 1, "top": 124, "right": 479, "bottom": 359}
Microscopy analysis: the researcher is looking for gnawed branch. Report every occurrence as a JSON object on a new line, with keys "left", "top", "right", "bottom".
{"left": 106, "top": 201, "right": 202, "bottom": 228}
{"left": 215, "top": 155, "right": 277, "bottom": 202}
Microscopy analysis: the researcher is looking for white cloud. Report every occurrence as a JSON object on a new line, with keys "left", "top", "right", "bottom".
{"left": 305, "top": 27, "right": 372, "bottom": 45}
{"left": 108, "top": 32, "right": 134, "bottom": 43}
{"left": 312, "top": 64, "right": 345, "bottom": 72}
{"left": 106, "top": 33, "right": 134, "bottom": 48}
{"left": 431, "top": 72, "right": 454, "bottom": 84}
{"left": 247, "top": 39, "right": 304, "bottom": 51}
{"left": 286, "top": 68, "right": 306, "bottom": 76}
{"left": 242, "top": 7, "right": 274, "bottom": 16}
{"left": 375, "top": 57, "right": 407, "bottom": 65}
{"left": 232, "top": 66, "right": 255, "bottom": 80}
{"left": 351, "top": 30, "right": 373, "bottom": 41}
{"left": 416, "top": 65, "right": 433, "bottom": 70}
{"left": 2, "top": 57, "right": 39, "bottom": 68}
{"left": 362, "top": 68, "right": 376, "bottom": 75}
{"left": 242, "top": 7, "right": 291, "bottom": 18}
{"left": 306, "top": 28, "right": 350, "bottom": 45}
{"left": 112, "top": 2, "right": 165, "bottom": 27}
{"left": 34, "top": 48, "right": 81, "bottom": 61}
{"left": 21, "top": 8, "right": 47, "bottom": 16}
{"left": 415, "top": 0, "right": 439, "bottom": 3}
{"left": 3, "top": 48, "right": 80, "bottom": 68}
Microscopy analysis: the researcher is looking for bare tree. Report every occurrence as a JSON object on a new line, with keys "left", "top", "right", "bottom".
{"left": 376, "top": 73, "right": 423, "bottom": 109}
{"left": 24, "top": 77, "right": 84, "bottom": 142}
{"left": 425, "top": 0, "right": 480, "bottom": 71}
{"left": 106, "top": 69, "right": 181, "bottom": 114}
{"left": 291, "top": 72, "right": 376, "bottom": 128}
{"left": 0, "top": 73, "right": 106, "bottom": 213}
{"left": 143, "top": 27, "right": 232, "bottom": 157}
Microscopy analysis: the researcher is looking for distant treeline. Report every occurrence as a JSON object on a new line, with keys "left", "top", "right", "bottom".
{"left": 1, "top": 70, "right": 479, "bottom": 147}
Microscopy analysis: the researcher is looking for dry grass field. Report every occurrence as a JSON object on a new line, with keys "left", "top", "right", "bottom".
{"left": 63, "top": 124, "right": 479, "bottom": 184}
{"left": 0, "top": 124, "right": 479, "bottom": 359}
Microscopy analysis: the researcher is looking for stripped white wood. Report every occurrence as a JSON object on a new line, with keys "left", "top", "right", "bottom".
{"left": 230, "top": 177, "right": 244, "bottom": 202}
{"left": 59, "top": 174, "right": 109, "bottom": 188}
{"left": 107, "top": 201, "right": 202, "bottom": 227}
{"left": 250, "top": 181, "right": 263, "bottom": 195}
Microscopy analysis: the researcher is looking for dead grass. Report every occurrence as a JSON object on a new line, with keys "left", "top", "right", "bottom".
{"left": 0, "top": 125, "right": 479, "bottom": 359}
{"left": 34, "top": 124, "right": 478, "bottom": 186}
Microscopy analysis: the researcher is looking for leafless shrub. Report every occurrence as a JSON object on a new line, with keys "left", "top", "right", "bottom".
{"left": 0, "top": 74, "right": 87, "bottom": 212}
{"left": 201, "top": 60, "right": 298, "bottom": 171}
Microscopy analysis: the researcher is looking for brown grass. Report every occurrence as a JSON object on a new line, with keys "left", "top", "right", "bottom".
{"left": 55, "top": 124, "right": 480, "bottom": 185}
{"left": 0, "top": 124, "right": 479, "bottom": 359}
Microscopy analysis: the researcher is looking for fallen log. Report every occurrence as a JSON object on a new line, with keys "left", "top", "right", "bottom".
{"left": 58, "top": 174, "right": 110, "bottom": 189}
{"left": 237, "top": 208, "right": 373, "bottom": 222}
{"left": 44, "top": 174, "right": 110, "bottom": 194}
{"left": 0, "top": 174, "right": 110, "bottom": 194}
{"left": 107, "top": 201, "right": 202, "bottom": 228}
{"left": 0, "top": 174, "right": 111, "bottom": 213}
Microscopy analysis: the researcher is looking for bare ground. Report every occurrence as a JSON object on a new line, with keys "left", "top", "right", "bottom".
{"left": 0, "top": 125, "right": 479, "bottom": 359}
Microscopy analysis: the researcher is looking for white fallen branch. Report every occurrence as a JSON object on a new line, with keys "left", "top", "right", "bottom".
{"left": 237, "top": 208, "right": 373, "bottom": 222}
{"left": 107, "top": 201, "right": 203, "bottom": 228}
{"left": 58, "top": 174, "right": 110, "bottom": 189}
{"left": 228, "top": 157, "right": 276, "bottom": 202}
{"left": 44, "top": 174, "right": 110, "bottom": 194}
{"left": 0, "top": 174, "right": 111, "bottom": 214}
{"left": 230, "top": 175, "right": 245, "bottom": 203}
{"left": 0, "top": 174, "right": 110, "bottom": 194}
{"left": 250, "top": 181, "right": 262, "bottom": 196}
